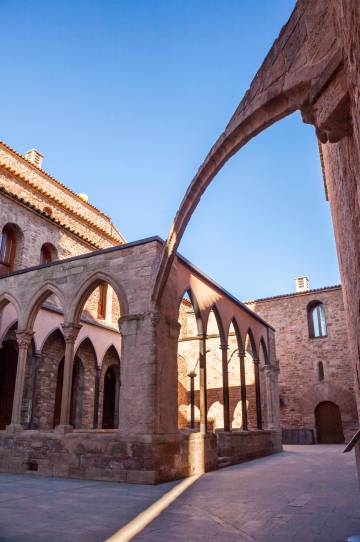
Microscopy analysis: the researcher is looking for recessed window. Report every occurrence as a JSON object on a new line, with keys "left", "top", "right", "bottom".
{"left": 318, "top": 361, "right": 325, "bottom": 381}
{"left": 308, "top": 302, "right": 327, "bottom": 338}
{"left": 40, "top": 243, "right": 58, "bottom": 265}
{"left": 0, "top": 224, "right": 17, "bottom": 275}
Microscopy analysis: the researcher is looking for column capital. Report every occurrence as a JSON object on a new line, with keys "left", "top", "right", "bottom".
{"left": 219, "top": 343, "right": 229, "bottom": 351}
{"left": 61, "top": 323, "right": 82, "bottom": 343}
{"left": 15, "top": 330, "right": 34, "bottom": 349}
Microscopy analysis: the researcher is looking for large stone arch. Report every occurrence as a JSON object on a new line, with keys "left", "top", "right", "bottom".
{"left": 151, "top": 1, "right": 349, "bottom": 306}
{"left": 22, "top": 282, "right": 66, "bottom": 330}
{"left": 0, "top": 292, "right": 22, "bottom": 324}
{"left": 68, "top": 271, "right": 129, "bottom": 324}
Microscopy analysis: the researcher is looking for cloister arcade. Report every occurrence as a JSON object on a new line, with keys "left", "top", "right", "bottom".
{"left": 2, "top": 0, "right": 356, "bottom": 483}
{"left": 0, "top": 237, "right": 280, "bottom": 483}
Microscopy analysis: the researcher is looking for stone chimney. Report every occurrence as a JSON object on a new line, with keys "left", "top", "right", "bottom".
{"left": 24, "top": 149, "right": 43, "bottom": 169}
{"left": 295, "top": 276, "right": 309, "bottom": 293}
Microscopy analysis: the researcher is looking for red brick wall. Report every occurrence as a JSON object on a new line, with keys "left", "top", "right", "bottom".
{"left": 247, "top": 287, "right": 358, "bottom": 441}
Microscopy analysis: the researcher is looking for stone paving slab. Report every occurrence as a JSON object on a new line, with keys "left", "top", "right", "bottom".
{"left": 0, "top": 445, "right": 359, "bottom": 541}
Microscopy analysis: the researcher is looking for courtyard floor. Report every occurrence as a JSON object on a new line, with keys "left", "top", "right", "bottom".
{"left": 0, "top": 445, "right": 359, "bottom": 542}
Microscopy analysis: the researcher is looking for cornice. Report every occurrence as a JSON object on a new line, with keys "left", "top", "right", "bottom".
{"left": 0, "top": 160, "right": 124, "bottom": 245}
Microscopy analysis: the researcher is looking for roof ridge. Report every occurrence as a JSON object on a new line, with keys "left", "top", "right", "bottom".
{"left": 244, "top": 284, "right": 341, "bottom": 304}
{"left": 0, "top": 140, "right": 115, "bottom": 221}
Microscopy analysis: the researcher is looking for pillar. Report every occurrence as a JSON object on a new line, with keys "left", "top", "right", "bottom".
{"left": 239, "top": 352, "right": 248, "bottom": 430}
{"left": 7, "top": 330, "right": 34, "bottom": 430}
{"left": 57, "top": 323, "right": 81, "bottom": 430}
{"left": 199, "top": 334, "right": 207, "bottom": 433}
{"left": 220, "top": 343, "right": 230, "bottom": 432}
{"left": 254, "top": 359, "right": 262, "bottom": 430}
{"left": 93, "top": 366, "right": 100, "bottom": 429}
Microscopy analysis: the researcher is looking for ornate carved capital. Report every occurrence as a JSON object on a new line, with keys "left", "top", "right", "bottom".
{"left": 15, "top": 330, "right": 34, "bottom": 349}
{"left": 61, "top": 323, "right": 82, "bottom": 344}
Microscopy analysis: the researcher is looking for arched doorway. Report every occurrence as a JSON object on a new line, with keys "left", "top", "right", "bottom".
{"left": 0, "top": 341, "right": 18, "bottom": 429}
{"left": 315, "top": 401, "right": 344, "bottom": 444}
{"left": 102, "top": 366, "right": 116, "bottom": 429}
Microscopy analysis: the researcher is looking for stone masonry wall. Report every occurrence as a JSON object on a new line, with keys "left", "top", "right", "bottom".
{"left": 246, "top": 287, "right": 358, "bottom": 442}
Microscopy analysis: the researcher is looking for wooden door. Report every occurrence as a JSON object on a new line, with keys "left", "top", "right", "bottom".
{"left": 315, "top": 401, "right": 345, "bottom": 443}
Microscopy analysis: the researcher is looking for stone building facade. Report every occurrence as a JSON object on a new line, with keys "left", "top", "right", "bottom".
{"left": 246, "top": 284, "right": 358, "bottom": 444}
{"left": 0, "top": 143, "right": 124, "bottom": 436}
{"left": 0, "top": 142, "right": 281, "bottom": 483}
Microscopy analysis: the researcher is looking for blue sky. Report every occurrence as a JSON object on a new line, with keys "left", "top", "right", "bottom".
{"left": 1, "top": 0, "right": 340, "bottom": 300}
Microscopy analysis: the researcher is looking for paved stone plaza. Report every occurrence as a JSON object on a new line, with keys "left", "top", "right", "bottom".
{"left": 0, "top": 445, "right": 359, "bottom": 541}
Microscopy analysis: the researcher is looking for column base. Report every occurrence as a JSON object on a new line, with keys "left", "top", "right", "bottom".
{"left": 55, "top": 424, "right": 73, "bottom": 434}
{"left": 5, "top": 424, "right": 24, "bottom": 433}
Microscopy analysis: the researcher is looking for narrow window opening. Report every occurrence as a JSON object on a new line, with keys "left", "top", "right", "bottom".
{"left": 98, "top": 282, "right": 108, "bottom": 320}
{"left": 318, "top": 361, "right": 325, "bottom": 381}
{"left": 0, "top": 225, "right": 17, "bottom": 275}
{"left": 40, "top": 243, "right": 57, "bottom": 265}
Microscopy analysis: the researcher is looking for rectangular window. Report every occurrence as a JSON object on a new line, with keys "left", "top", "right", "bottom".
{"left": 97, "top": 283, "right": 108, "bottom": 320}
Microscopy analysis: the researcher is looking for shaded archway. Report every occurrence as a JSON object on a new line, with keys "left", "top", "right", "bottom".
{"left": 75, "top": 338, "right": 97, "bottom": 429}
{"left": 102, "top": 366, "right": 117, "bottom": 429}
{"left": 315, "top": 401, "right": 344, "bottom": 444}
{"left": 99, "top": 345, "right": 120, "bottom": 429}
{"left": 0, "top": 340, "right": 18, "bottom": 429}
{"left": 34, "top": 328, "right": 65, "bottom": 430}
{"left": 53, "top": 356, "right": 85, "bottom": 429}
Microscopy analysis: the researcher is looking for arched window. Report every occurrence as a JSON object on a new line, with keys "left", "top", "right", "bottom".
{"left": 40, "top": 243, "right": 57, "bottom": 265}
{"left": 318, "top": 361, "right": 325, "bottom": 381}
{"left": 308, "top": 302, "right": 327, "bottom": 338}
{"left": 0, "top": 225, "right": 17, "bottom": 275}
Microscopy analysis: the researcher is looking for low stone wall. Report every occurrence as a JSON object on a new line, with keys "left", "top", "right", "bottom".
{"left": 282, "top": 428, "right": 315, "bottom": 445}
{"left": 217, "top": 430, "right": 282, "bottom": 464}
{"left": 0, "top": 429, "right": 217, "bottom": 484}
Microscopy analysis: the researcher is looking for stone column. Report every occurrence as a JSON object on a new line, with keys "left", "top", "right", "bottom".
{"left": 254, "top": 359, "right": 262, "bottom": 430}
{"left": 261, "top": 365, "right": 272, "bottom": 430}
{"left": 57, "top": 323, "right": 81, "bottom": 431}
{"left": 239, "top": 352, "right": 248, "bottom": 430}
{"left": 93, "top": 366, "right": 100, "bottom": 429}
{"left": 7, "top": 330, "right": 34, "bottom": 430}
{"left": 220, "top": 343, "right": 230, "bottom": 432}
{"left": 198, "top": 335, "right": 207, "bottom": 433}
{"left": 118, "top": 312, "right": 159, "bottom": 434}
